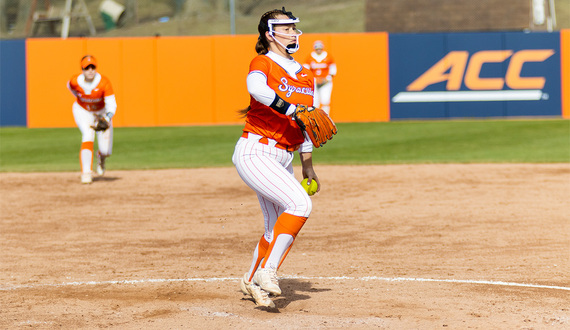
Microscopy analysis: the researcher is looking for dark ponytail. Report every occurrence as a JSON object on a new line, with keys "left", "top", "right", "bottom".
{"left": 255, "top": 35, "right": 270, "bottom": 55}
{"left": 240, "top": 8, "right": 295, "bottom": 116}
{"left": 255, "top": 8, "right": 288, "bottom": 55}
{"left": 238, "top": 106, "right": 251, "bottom": 118}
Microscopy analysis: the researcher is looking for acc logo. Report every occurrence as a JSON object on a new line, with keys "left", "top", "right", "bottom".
{"left": 392, "top": 49, "right": 554, "bottom": 103}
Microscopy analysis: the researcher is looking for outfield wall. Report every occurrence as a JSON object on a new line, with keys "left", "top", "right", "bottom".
{"left": 0, "top": 30, "right": 568, "bottom": 128}
{"left": 389, "top": 31, "right": 562, "bottom": 119}
{"left": 0, "top": 40, "right": 27, "bottom": 126}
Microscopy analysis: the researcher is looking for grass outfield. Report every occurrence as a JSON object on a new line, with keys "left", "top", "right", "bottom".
{"left": 0, "top": 119, "right": 568, "bottom": 172}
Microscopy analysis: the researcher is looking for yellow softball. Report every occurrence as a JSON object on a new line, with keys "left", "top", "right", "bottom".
{"left": 301, "top": 178, "right": 318, "bottom": 196}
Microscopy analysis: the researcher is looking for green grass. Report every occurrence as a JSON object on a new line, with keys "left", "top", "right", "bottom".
{"left": 0, "top": 119, "right": 568, "bottom": 172}
{"left": 316, "top": 119, "right": 570, "bottom": 164}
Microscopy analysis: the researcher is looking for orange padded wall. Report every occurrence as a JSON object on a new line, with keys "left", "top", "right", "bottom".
{"left": 561, "top": 29, "right": 569, "bottom": 119}
{"left": 156, "top": 36, "right": 213, "bottom": 125}
{"left": 27, "top": 38, "right": 84, "bottom": 128}
{"left": 26, "top": 33, "right": 390, "bottom": 128}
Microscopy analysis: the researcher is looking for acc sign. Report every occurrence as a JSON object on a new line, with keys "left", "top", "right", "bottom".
{"left": 392, "top": 49, "right": 555, "bottom": 103}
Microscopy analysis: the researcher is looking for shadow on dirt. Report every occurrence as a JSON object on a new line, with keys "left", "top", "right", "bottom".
{"left": 92, "top": 176, "right": 120, "bottom": 182}
{"left": 275, "top": 279, "right": 331, "bottom": 309}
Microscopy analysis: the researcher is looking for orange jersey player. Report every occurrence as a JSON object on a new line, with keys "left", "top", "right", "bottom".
{"left": 303, "top": 40, "right": 337, "bottom": 114}
{"left": 243, "top": 53, "right": 314, "bottom": 149}
{"left": 67, "top": 55, "right": 117, "bottom": 184}
{"left": 232, "top": 7, "right": 322, "bottom": 309}
{"left": 68, "top": 72, "right": 113, "bottom": 112}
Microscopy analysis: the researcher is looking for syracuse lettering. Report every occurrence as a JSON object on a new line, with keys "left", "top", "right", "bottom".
{"left": 79, "top": 97, "right": 103, "bottom": 103}
{"left": 278, "top": 77, "right": 314, "bottom": 98}
{"left": 393, "top": 49, "right": 555, "bottom": 103}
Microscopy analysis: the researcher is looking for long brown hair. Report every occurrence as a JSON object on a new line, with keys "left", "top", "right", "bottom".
{"left": 255, "top": 9, "right": 284, "bottom": 55}
{"left": 239, "top": 8, "right": 295, "bottom": 117}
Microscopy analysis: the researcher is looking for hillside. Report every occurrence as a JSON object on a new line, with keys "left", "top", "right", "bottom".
{"left": 3, "top": 0, "right": 365, "bottom": 38}
{"left": 2, "top": 0, "right": 567, "bottom": 39}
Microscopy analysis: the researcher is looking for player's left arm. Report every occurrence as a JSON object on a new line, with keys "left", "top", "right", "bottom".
{"left": 327, "top": 62, "right": 337, "bottom": 81}
{"left": 103, "top": 95, "right": 116, "bottom": 122}
{"left": 102, "top": 79, "right": 116, "bottom": 122}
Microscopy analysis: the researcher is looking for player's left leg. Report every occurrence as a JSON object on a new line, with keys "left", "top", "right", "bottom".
{"left": 313, "top": 83, "right": 321, "bottom": 108}
{"left": 319, "top": 82, "right": 333, "bottom": 115}
{"left": 95, "top": 121, "right": 113, "bottom": 176}
{"left": 243, "top": 197, "right": 282, "bottom": 283}
{"left": 233, "top": 138, "right": 312, "bottom": 297}
{"left": 255, "top": 212, "right": 308, "bottom": 296}
{"left": 254, "top": 162, "right": 311, "bottom": 296}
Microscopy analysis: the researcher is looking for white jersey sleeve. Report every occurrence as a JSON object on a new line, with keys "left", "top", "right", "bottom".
{"left": 247, "top": 70, "right": 296, "bottom": 115}
{"left": 247, "top": 71, "right": 275, "bottom": 106}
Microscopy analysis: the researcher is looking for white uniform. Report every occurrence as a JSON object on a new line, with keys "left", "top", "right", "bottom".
{"left": 68, "top": 71, "right": 116, "bottom": 180}
{"left": 233, "top": 51, "right": 315, "bottom": 286}
{"left": 303, "top": 42, "right": 337, "bottom": 115}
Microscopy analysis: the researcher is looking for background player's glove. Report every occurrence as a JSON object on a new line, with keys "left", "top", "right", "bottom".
{"left": 293, "top": 104, "right": 338, "bottom": 148}
{"left": 92, "top": 115, "right": 110, "bottom": 131}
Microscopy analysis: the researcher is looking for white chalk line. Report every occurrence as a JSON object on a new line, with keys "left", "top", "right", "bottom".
{"left": 1, "top": 275, "right": 568, "bottom": 292}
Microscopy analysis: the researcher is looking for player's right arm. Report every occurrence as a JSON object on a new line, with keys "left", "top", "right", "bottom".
{"left": 247, "top": 57, "right": 298, "bottom": 117}
{"left": 67, "top": 75, "right": 80, "bottom": 98}
{"left": 300, "top": 150, "right": 320, "bottom": 193}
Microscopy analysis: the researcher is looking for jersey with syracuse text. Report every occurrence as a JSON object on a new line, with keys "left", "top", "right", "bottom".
{"left": 244, "top": 54, "right": 314, "bottom": 149}
{"left": 68, "top": 73, "right": 114, "bottom": 111}
{"left": 304, "top": 51, "right": 335, "bottom": 80}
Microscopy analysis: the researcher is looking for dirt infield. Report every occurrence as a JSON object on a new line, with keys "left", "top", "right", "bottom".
{"left": 1, "top": 164, "right": 569, "bottom": 329}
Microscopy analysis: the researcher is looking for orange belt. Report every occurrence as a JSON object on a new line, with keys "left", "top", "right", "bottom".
{"left": 241, "top": 132, "right": 299, "bottom": 152}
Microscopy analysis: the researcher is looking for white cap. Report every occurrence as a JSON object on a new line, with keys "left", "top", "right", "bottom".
{"left": 313, "top": 40, "right": 324, "bottom": 50}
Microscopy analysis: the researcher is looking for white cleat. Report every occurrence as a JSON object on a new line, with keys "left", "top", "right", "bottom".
{"left": 253, "top": 267, "right": 281, "bottom": 296}
{"left": 81, "top": 173, "right": 92, "bottom": 184}
{"left": 240, "top": 273, "right": 275, "bottom": 308}
{"left": 96, "top": 152, "right": 106, "bottom": 176}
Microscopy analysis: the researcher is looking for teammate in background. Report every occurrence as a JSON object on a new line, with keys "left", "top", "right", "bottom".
{"left": 67, "top": 55, "right": 117, "bottom": 184}
{"left": 232, "top": 7, "right": 318, "bottom": 308}
{"left": 303, "top": 40, "right": 337, "bottom": 115}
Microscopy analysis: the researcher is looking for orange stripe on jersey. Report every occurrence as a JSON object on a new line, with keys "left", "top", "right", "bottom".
{"left": 68, "top": 74, "right": 114, "bottom": 111}
{"left": 243, "top": 54, "right": 314, "bottom": 149}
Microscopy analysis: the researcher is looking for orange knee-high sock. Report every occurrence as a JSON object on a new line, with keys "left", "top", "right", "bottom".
{"left": 261, "top": 213, "right": 307, "bottom": 269}
{"left": 277, "top": 245, "right": 293, "bottom": 270}
{"left": 80, "top": 142, "right": 94, "bottom": 174}
{"left": 247, "top": 235, "right": 269, "bottom": 282}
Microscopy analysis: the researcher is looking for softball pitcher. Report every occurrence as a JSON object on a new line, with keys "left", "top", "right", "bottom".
{"left": 303, "top": 40, "right": 337, "bottom": 115}
{"left": 67, "top": 55, "right": 117, "bottom": 184}
{"left": 232, "top": 7, "right": 319, "bottom": 308}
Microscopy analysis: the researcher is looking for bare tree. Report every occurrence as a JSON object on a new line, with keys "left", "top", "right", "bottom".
{"left": 183, "top": 0, "right": 198, "bottom": 17}
{"left": 124, "top": 0, "right": 138, "bottom": 24}
{"left": 1, "top": 0, "right": 21, "bottom": 34}
{"left": 212, "top": 0, "right": 225, "bottom": 14}
{"left": 239, "top": 0, "right": 262, "bottom": 15}
{"left": 12, "top": 0, "right": 32, "bottom": 36}
{"left": 0, "top": 0, "right": 6, "bottom": 34}
{"left": 182, "top": 0, "right": 213, "bottom": 18}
